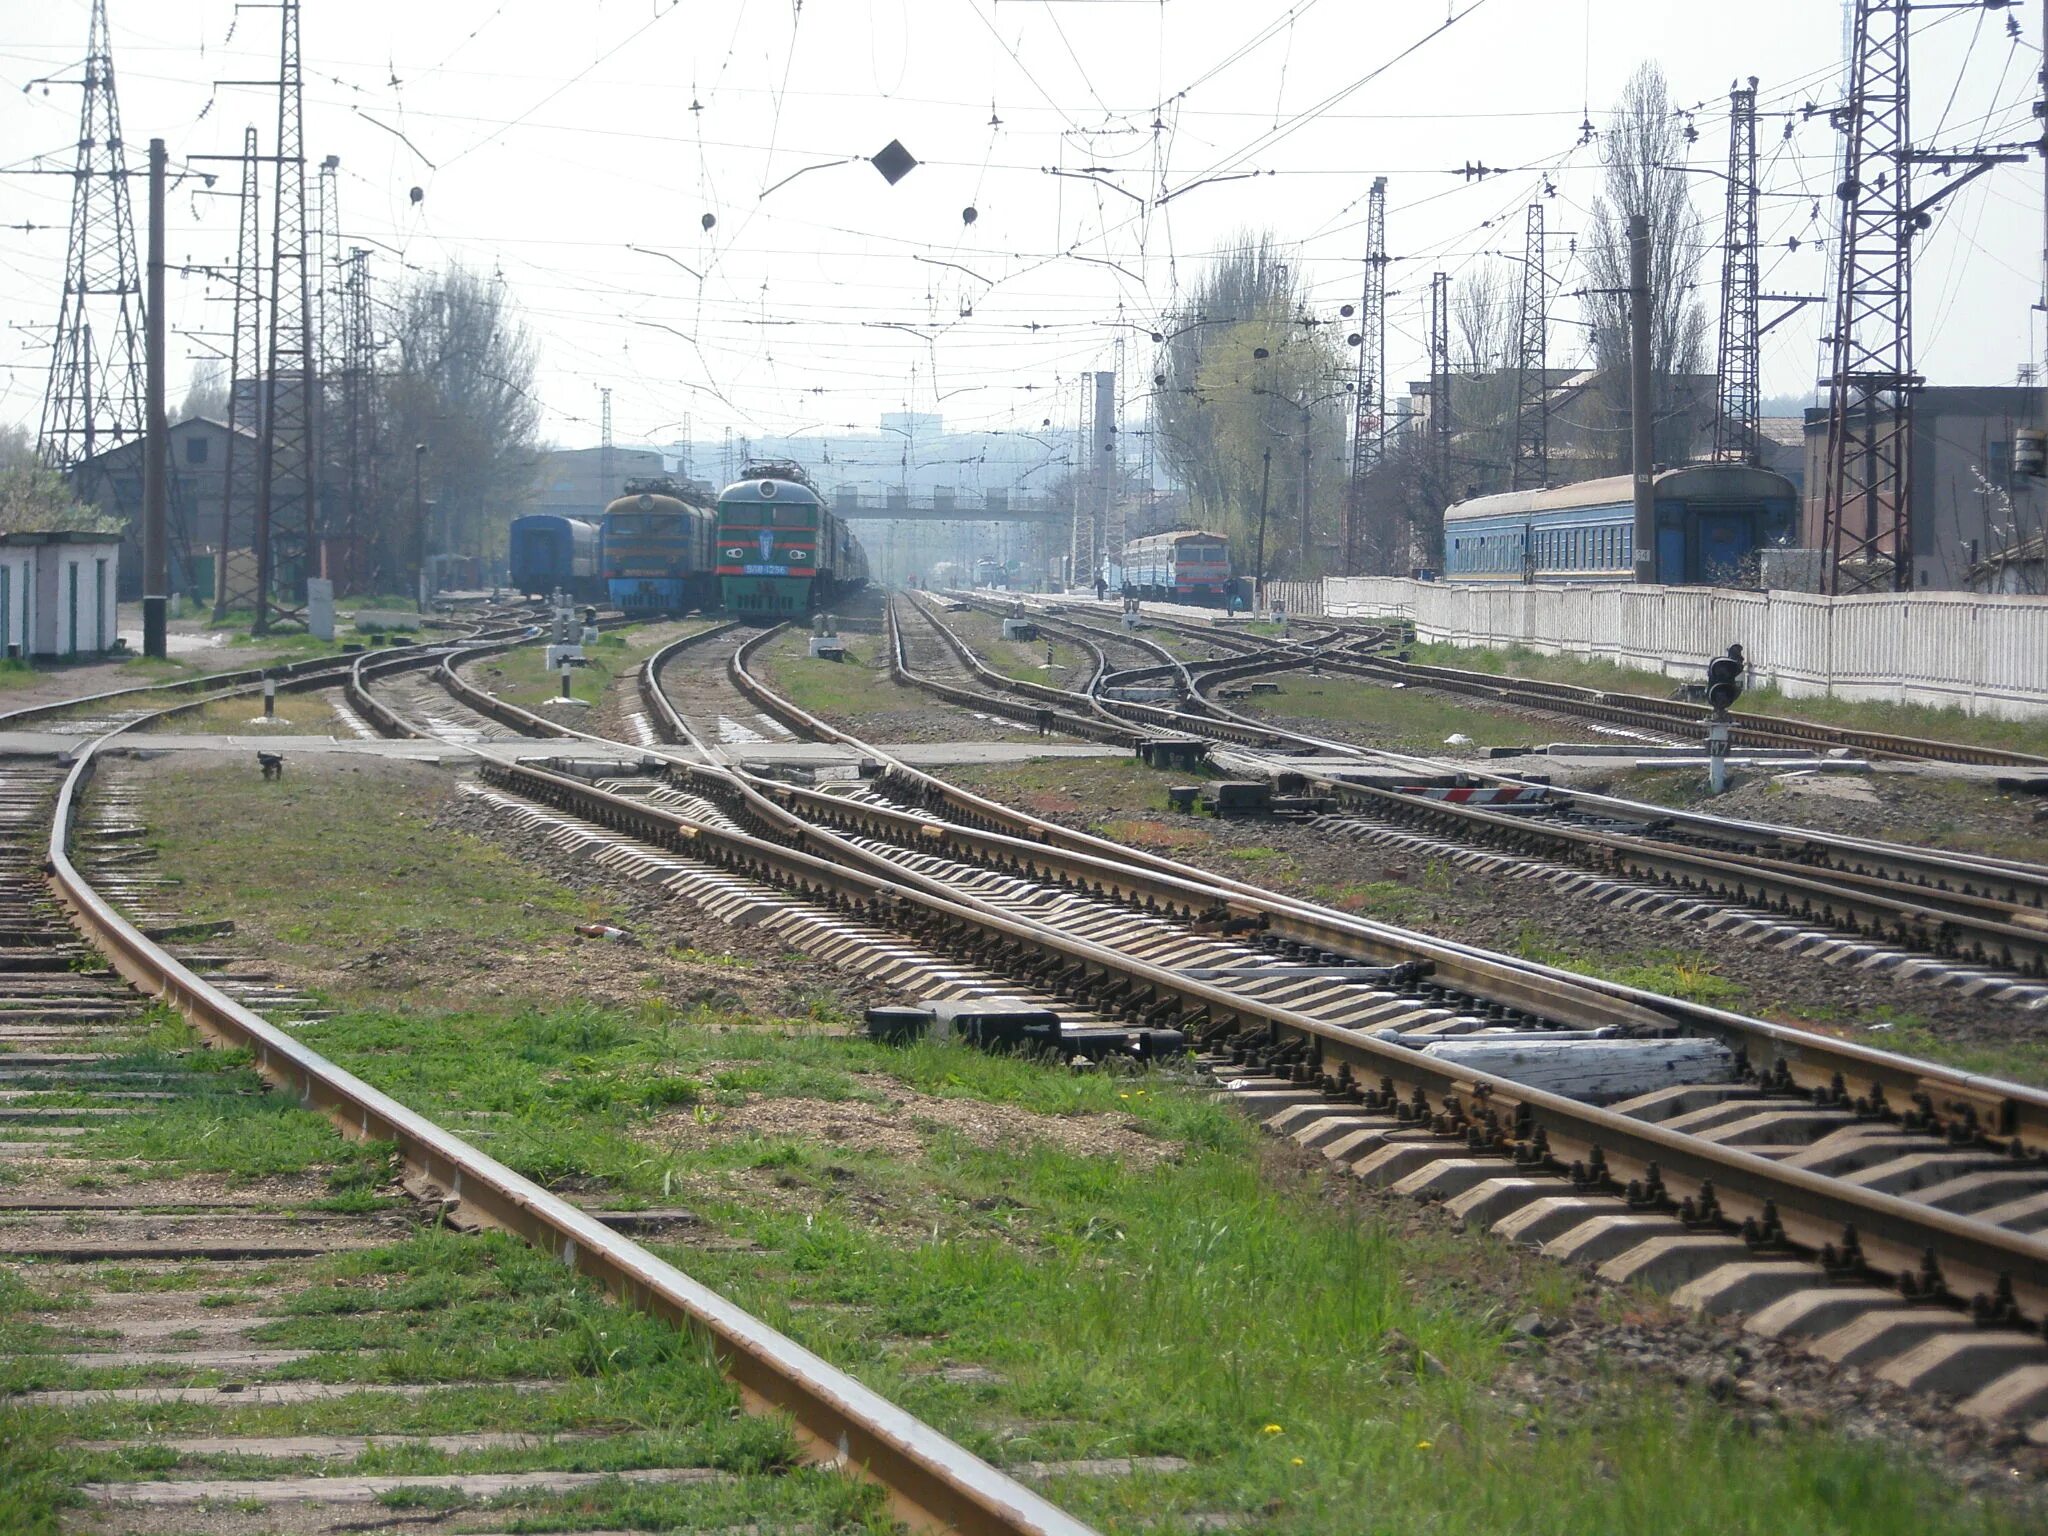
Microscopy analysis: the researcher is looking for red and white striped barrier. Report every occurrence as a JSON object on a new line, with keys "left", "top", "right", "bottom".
{"left": 1395, "top": 784, "right": 1551, "bottom": 806}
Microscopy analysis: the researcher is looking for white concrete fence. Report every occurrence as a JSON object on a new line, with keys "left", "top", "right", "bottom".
{"left": 1323, "top": 576, "right": 2048, "bottom": 722}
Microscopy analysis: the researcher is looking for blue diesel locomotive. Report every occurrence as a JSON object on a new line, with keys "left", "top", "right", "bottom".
{"left": 508, "top": 515, "right": 603, "bottom": 603}
{"left": 1441, "top": 464, "right": 1798, "bottom": 585}
{"left": 599, "top": 479, "right": 718, "bottom": 614}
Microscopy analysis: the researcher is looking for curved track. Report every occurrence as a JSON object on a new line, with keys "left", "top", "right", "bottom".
{"left": 30, "top": 633, "right": 1088, "bottom": 1536}
{"left": 949, "top": 593, "right": 2048, "bottom": 988}
{"left": 252, "top": 613, "right": 2048, "bottom": 1439}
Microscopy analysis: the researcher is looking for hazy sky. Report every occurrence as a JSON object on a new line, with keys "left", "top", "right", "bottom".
{"left": 3, "top": 0, "right": 2041, "bottom": 473}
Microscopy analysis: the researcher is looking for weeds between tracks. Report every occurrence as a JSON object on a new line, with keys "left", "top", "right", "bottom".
{"left": 29, "top": 750, "right": 2038, "bottom": 1532}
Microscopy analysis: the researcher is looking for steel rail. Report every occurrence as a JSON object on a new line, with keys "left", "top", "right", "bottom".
{"left": 879, "top": 601, "right": 1153, "bottom": 748}
{"left": 697, "top": 624, "right": 2048, "bottom": 1148}
{"left": 357, "top": 621, "right": 2048, "bottom": 1328}
{"left": 465, "top": 750, "right": 2048, "bottom": 1325}
{"left": 41, "top": 675, "right": 1098, "bottom": 1536}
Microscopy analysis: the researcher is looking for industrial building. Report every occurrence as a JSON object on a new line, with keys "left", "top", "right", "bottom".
{"left": 1800, "top": 387, "right": 2048, "bottom": 591}
{"left": 536, "top": 446, "right": 664, "bottom": 521}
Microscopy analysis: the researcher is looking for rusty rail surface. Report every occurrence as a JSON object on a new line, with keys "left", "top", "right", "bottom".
{"left": 354, "top": 623, "right": 2048, "bottom": 1339}
{"left": 39, "top": 710, "right": 1099, "bottom": 1536}
{"left": 476, "top": 749, "right": 2048, "bottom": 1326}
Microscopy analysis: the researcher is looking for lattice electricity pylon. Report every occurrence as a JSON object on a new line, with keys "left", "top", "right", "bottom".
{"left": 337, "top": 247, "right": 378, "bottom": 595}
{"left": 1345, "top": 177, "right": 1389, "bottom": 574}
{"left": 599, "top": 387, "right": 615, "bottom": 507}
{"left": 1105, "top": 334, "right": 1128, "bottom": 562}
{"left": 314, "top": 152, "right": 343, "bottom": 540}
{"left": 1510, "top": 203, "right": 1548, "bottom": 492}
{"left": 38, "top": 0, "right": 145, "bottom": 476}
{"left": 253, "top": 0, "right": 318, "bottom": 631}
{"left": 1429, "top": 270, "right": 1453, "bottom": 501}
{"left": 1714, "top": 78, "right": 1763, "bottom": 465}
{"left": 214, "top": 127, "right": 264, "bottom": 619}
{"left": 1819, "top": 1, "right": 1913, "bottom": 593}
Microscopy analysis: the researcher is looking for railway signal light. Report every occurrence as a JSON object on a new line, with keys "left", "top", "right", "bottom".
{"left": 1706, "top": 643, "right": 1746, "bottom": 713}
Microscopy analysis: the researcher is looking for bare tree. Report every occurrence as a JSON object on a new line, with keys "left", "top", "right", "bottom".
{"left": 375, "top": 265, "right": 542, "bottom": 586}
{"left": 1453, "top": 262, "right": 1514, "bottom": 373}
{"left": 175, "top": 360, "right": 229, "bottom": 424}
{"left": 1445, "top": 264, "right": 1520, "bottom": 497}
{"left": 1581, "top": 62, "right": 1712, "bottom": 471}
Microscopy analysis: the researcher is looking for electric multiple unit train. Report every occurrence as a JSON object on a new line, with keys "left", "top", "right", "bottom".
{"left": 1109, "top": 530, "right": 1237, "bottom": 606}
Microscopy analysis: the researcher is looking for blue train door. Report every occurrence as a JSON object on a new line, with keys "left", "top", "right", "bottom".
{"left": 1656, "top": 526, "right": 1686, "bottom": 584}
{"left": 1697, "top": 514, "right": 1749, "bottom": 582}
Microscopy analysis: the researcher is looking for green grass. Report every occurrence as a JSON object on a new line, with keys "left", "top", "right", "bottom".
{"left": 754, "top": 629, "right": 933, "bottom": 719}
{"left": 1406, "top": 640, "right": 2048, "bottom": 759}
{"left": 941, "top": 754, "right": 1189, "bottom": 818}
{"left": 1310, "top": 875, "right": 1444, "bottom": 924}
{"left": 1242, "top": 673, "right": 1539, "bottom": 751}
{"left": 1, "top": 1225, "right": 871, "bottom": 1534}
{"left": 138, "top": 692, "right": 348, "bottom": 735}
{"left": 128, "top": 761, "right": 593, "bottom": 1005}
{"left": 1606, "top": 768, "right": 2048, "bottom": 866}
{"left": 475, "top": 632, "right": 625, "bottom": 711}
{"left": 1507, "top": 926, "right": 1749, "bottom": 1007}
{"left": 941, "top": 609, "right": 1090, "bottom": 687}
{"left": 0, "top": 650, "right": 208, "bottom": 697}
{"left": 47, "top": 992, "right": 2042, "bottom": 1536}
{"left": 462, "top": 620, "right": 712, "bottom": 712}
{"left": 75, "top": 754, "right": 2048, "bottom": 1534}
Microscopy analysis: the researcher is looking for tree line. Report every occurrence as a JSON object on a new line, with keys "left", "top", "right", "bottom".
{"left": 1152, "top": 63, "right": 1710, "bottom": 580}
{"left": 178, "top": 262, "right": 542, "bottom": 598}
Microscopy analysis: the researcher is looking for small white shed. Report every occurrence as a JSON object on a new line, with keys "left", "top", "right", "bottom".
{"left": 0, "top": 531, "right": 123, "bottom": 659}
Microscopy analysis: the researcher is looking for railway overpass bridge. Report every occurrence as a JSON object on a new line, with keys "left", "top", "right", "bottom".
{"left": 830, "top": 491, "right": 1067, "bottom": 524}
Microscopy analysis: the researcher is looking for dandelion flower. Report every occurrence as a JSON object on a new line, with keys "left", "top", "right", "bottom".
{"left": 1415, "top": 1439, "right": 1433, "bottom": 1451}
{"left": 1261, "top": 1424, "right": 1283, "bottom": 1435}
{"left": 1290, "top": 1457, "right": 1305, "bottom": 1467}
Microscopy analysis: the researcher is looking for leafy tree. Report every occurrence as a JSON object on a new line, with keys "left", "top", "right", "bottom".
{"left": 175, "top": 360, "right": 229, "bottom": 424}
{"left": 1155, "top": 234, "right": 1352, "bottom": 578}
{"left": 0, "top": 427, "right": 117, "bottom": 534}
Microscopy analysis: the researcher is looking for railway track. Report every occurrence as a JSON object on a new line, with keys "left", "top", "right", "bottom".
{"left": 1335, "top": 645, "right": 2048, "bottom": 770}
{"left": 4, "top": 645, "right": 1091, "bottom": 1536}
{"left": 321, "top": 615, "right": 2048, "bottom": 1438}
{"left": 952, "top": 594, "right": 2048, "bottom": 998}
{"left": 1030, "top": 591, "right": 2048, "bottom": 770}
{"left": 228, "top": 618, "right": 2048, "bottom": 1458}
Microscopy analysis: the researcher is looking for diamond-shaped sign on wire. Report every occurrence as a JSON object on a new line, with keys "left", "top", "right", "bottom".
{"left": 870, "top": 139, "right": 918, "bottom": 185}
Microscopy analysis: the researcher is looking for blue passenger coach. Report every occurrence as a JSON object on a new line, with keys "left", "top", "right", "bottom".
{"left": 508, "top": 515, "right": 603, "bottom": 602}
{"left": 1441, "top": 465, "right": 1798, "bottom": 585}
